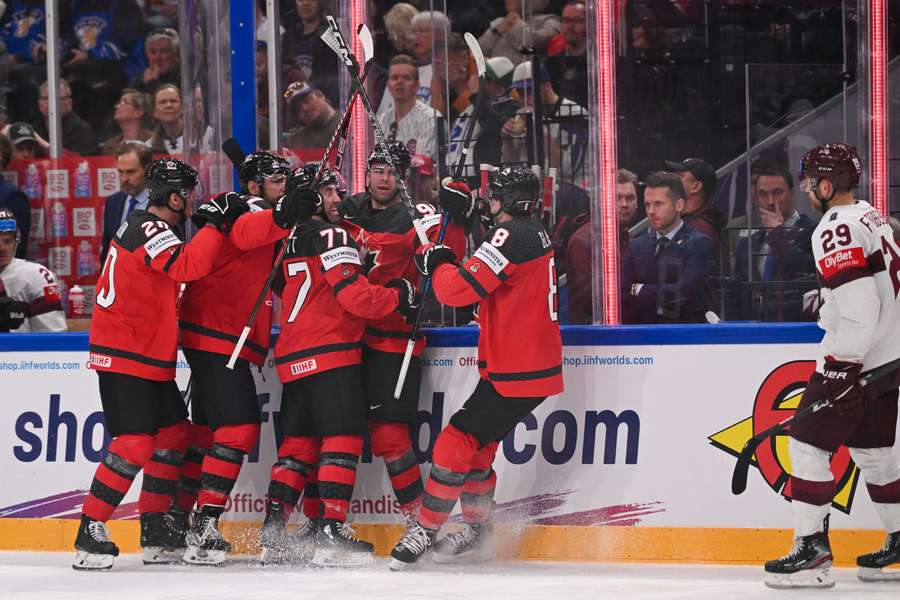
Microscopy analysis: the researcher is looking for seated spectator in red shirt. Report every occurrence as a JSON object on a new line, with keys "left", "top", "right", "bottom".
{"left": 130, "top": 27, "right": 181, "bottom": 94}
{"left": 100, "top": 88, "right": 153, "bottom": 155}
{"left": 621, "top": 171, "right": 714, "bottom": 324}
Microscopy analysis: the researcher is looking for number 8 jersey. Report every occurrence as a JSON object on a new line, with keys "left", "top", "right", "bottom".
{"left": 813, "top": 200, "right": 900, "bottom": 371}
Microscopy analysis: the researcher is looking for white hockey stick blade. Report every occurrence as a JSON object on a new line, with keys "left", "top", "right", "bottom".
{"left": 464, "top": 33, "right": 486, "bottom": 77}
{"left": 226, "top": 326, "right": 252, "bottom": 370}
{"left": 358, "top": 24, "right": 375, "bottom": 66}
{"left": 705, "top": 310, "right": 721, "bottom": 324}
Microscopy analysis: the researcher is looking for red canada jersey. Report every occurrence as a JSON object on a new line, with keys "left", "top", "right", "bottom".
{"left": 274, "top": 219, "right": 401, "bottom": 383}
{"left": 179, "top": 199, "right": 287, "bottom": 366}
{"left": 432, "top": 217, "right": 563, "bottom": 397}
{"left": 339, "top": 193, "right": 466, "bottom": 354}
{"left": 89, "top": 210, "right": 224, "bottom": 381}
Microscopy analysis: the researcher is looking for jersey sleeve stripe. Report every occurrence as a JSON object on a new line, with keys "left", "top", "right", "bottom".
{"left": 459, "top": 267, "right": 489, "bottom": 298}
{"left": 162, "top": 245, "right": 183, "bottom": 272}
{"left": 867, "top": 249, "right": 887, "bottom": 273}
{"left": 274, "top": 341, "right": 361, "bottom": 364}
{"left": 88, "top": 343, "right": 178, "bottom": 369}
{"left": 331, "top": 272, "right": 361, "bottom": 297}
{"left": 27, "top": 297, "right": 64, "bottom": 316}
{"left": 488, "top": 364, "right": 563, "bottom": 382}
{"left": 821, "top": 267, "right": 872, "bottom": 290}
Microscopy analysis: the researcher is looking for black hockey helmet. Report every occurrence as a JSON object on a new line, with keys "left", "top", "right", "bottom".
{"left": 239, "top": 151, "right": 291, "bottom": 188}
{"left": 287, "top": 163, "right": 318, "bottom": 192}
{"left": 488, "top": 166, "right": 541, "bottom": 215}
{"left": 799, "top": 143, "right": 862, "bottom": 193}
{"left": 367, "top": 141, "right": 411, "bottom": 179}
{"left": 145, "top": 158, "right": 198, "bottom": 206}
{"left": 0, "top": 208, "right": 19, "bottom": 242}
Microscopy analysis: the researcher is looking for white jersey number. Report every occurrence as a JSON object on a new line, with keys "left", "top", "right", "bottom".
{"left": 286, "top": 261, "right": 312, "bottom": 323}
{"left": 95, "top": 247, "right": 118, "bottom": 309}
{"left": 548, "top": 257, "right": 559, "bottom": 322}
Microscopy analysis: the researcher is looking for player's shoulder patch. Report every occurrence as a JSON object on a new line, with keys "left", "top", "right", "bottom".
{"left": 480, "top": 218, "right": 552, "bottom": 265}
{"left": 117, "top": 212, "right": 179, "bottom": 252}
{"left": 245, "top": 196, "right": 272, "bottom": 212}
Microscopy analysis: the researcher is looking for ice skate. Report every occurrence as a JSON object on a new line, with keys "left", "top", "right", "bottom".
{"left": 858, "top": 530, "right": 900, "bottom": 582}
{"left": 764, "top": 532, "right": 834, "bottom": 589}
{"left": 310, "top": 518, "right": 374, "bottom": 567}
{"left": 259, "top": 503, "right": 318, "bottom": 565}
{"left": 183, "top": 506, "right": 229, "bottom": 566}
{"left": 389, "top": 522, "right": 437, "bottom": 570}
{"left": 140, "top": 511, "right": 187, "bottom": 564}
{"left": 432, "top": 522, "right": 493, "bottom": 564}
{"left": 73, "top": 515, "right": 119, "bottom": 571}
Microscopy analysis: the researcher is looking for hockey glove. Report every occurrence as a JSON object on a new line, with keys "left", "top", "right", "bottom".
{"left": 414, "top": 243, "right": 456, "bottom": 277}
{"left": 0, "top": 295, "right": 26, "bottom": 331}
{"left": 439, "top": 177, "right": 476, "bottom": 223}
{"left": 386, "top": 278, "right": 422, "bottom": 324}
{"left": 192, "top": 192, "right": 248, "bottom": 232}
{"left": 273, "top": 186, "right": 321, "bottom": 229}
{"left": 822, "top": 357, "right": 864, "bottom": 415}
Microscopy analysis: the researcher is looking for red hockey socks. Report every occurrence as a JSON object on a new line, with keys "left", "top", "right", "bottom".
{"left": 370, "top": 421, "right": 424, "bottom": 516}
{"left": 82, "top": 434, "right": 154, "bottom": 522}
{"left": 139, "top": 420, "right": 190, "bottom": 514}
{"left": 174, "top": 424, "right": 213, "bottom": 512}
{"left": 197, "top": 423, "right": 260, "bottom": 510}
{"left": 302, "top": 473, "right": 322, "bottom": 519}
{"left": 419, "top": 425, "right": 480, "bottom": 530}
{"left": 266, "top": 436, "right": 320, "bottom": 515}
{"left": 460, "top": 441, "right": 499, "bottom": 524}
{"left": 319, "top": 435, "right": 364, "bottom": 521}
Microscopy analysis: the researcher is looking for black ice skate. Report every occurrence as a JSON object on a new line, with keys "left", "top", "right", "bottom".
{"left": 140, "top": 511, "right": 187, "bottom": 564}
{"left": 183, "top": 506, "right": 230, "bottom": 565}
{"left": 433, "top": 522, "right": 493, "bottom": 564}
{"left": 389, "top": 522, "right": 438, "bottom": 571}
{"left": 73, "top": 515, "right": 119, "bottom": 571}
{"left": 857, "top": 530, "right": 900, "bottom": 582}
{"left": 764, "top": 531, "right": 834, "bottom": 589}
{"left": 311, "top": 518, "right": 374, "bottom": 567}
{"left": 259, "top": 502, "right": 317, "bottom": 565}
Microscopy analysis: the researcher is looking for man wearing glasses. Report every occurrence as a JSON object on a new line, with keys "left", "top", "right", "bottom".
{"left": 34, "top": 79, "right": 99, "bottom": 156}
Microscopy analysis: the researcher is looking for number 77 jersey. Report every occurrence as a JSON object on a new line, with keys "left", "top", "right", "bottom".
{"left": 813, "top": 200, "right": 900, "bottom": 370}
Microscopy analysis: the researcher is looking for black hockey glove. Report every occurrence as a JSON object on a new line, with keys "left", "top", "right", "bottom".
{"left": 192, "top": 192, "right": 248, "bottom": 232}
{"left": 439, "top": 177, "right": 476, "bottom": 224}
{"left": 414, "top": 242, "right": 456, "bottom": 277}
{"left": 386, "top": 278, "right": 422, "bottom": 324}
{"left": 822, "top": 357, "right": 864, "bottom": 416}
{"left": 0, "top": 295, "right": 27, "bottom": 331}
{"left": 273, "top": 186, "right": 321, "bottom": 229}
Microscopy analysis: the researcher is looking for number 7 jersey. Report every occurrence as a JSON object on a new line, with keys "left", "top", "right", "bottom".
{"left": 813, "top": 200, "right": 900, "bottom": 370}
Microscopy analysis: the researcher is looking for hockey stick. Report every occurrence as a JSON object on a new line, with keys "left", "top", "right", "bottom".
{"left": 321, "top": 15, "right": 429, "bottom": 245}
{"left": 225, "top": 25, "right": 375, "bottom": 370}
{"left": 731, "top": 356, "right": 900, "bottom": 495}
{"left": 222, "top": 137, "right": 247, "bottom": 172}
{"left": 392, "top": 33, "right": 487, "bottom": 400}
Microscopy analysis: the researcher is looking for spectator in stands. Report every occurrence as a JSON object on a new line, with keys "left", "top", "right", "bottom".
{"left": 100, "top": 88, "right": 153, "bottom": 155}
{"left": 142, "top": 0, "right": 178, "bottom": 29}
{"left": 34, "top": 79, "right": 100, "bottom": 156}
{"left": 281, "top": 0, "right": 339, "bottom": 108}
{"left": 383, "top": 3, "right": 418, "bottom": 57}
{"left": 479, "top": 0, "right": 560, "bottom": 65}
{"left": 130, "top": 27, "right": 181, "bottom": 94}
{"left": 5, "top": 122, "right": 48, "bottom": 160}
{"left": 149, "top": 83, "right": 183, "bottom": 154}
{"left": 502, "top": 61, "right": 587, "bottom": 182}
{"left": 431, "top": 32, "right": 472, "bottom": 123}
{"left": 377, "top": 55, "right": 441, "bottom": 162}
{"left": 284, "top": 81, "right": 340, "bottom": 150}
{"left": 189, "top": 83, "right": 215, "bottom": 152}
{"left": 0, "top": 208, "right": 66, "bottom": 332}
{"left": 409, "top": 153, "right": 436, "bottom": 204}
{"left": 545, "top": 1, "right": 588, "bottom": 109}
{"left": 664, "top": 157, "right": 726, "bottom": 251}
{"left": 1, "top": 2, "right": 47, "bottom": 66}
{"left": 621, "top": 171, "right": 714, "bottom": 324}
{"left": 102, "top": 141, "right": 151, "bottom": 262}
{"left": 566, "top": 168, "right": 639, "bottom": 324}
{"left": 0, "top": 135, "right": 30, "bottom": 259}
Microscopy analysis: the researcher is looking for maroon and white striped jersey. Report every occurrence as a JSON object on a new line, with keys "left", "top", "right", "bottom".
{"left": 0, "top": 258, "right": 66, "bottom": 332}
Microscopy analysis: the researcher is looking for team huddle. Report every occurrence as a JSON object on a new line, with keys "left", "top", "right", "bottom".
{"left": 71, "top": 141, "right": 563, "bottom": 571}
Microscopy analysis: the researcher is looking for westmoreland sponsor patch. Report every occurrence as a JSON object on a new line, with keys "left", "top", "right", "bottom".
{"left": 818, "top": 246, "right": 866, "bottom": 279}
{"left": 144, "top": 230, "right": 181, "bottom": 258}
{"left": 320, "top": 246, "right": 361, "bottom": 270}
{"left": 473, "top": 242, "right": 510, "bottom": 275}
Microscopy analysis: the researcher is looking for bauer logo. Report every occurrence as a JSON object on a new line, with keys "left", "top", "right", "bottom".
{"left": 89, "top": 354, "right": 111, "bottom": 368}
{"left": 290, "top": 359, "right": 317, "bottom": 376}
{"left": 708, "top": 360, "right": 860, "bottom": 513}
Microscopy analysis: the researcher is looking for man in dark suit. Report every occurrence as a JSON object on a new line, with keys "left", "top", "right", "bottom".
{"left": 102, "top": 141, "right": 152, "bottom": 262}
{"left": 621, "top": 171, "right": 714, "bottom": 324}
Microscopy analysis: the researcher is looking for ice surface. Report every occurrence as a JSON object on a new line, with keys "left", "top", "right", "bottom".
{"left": 2, "top": 552, "right": 899, "bottom": 600}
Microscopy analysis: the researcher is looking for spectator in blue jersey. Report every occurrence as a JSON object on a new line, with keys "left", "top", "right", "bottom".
{"left": 621, "top": 171, "right": 714, "bottom": 324}
{"left": 0, "top": 1, "right": 47, "bottom": 124}
{"left": 0, "top": 134, "right": 30, "bottom": 259}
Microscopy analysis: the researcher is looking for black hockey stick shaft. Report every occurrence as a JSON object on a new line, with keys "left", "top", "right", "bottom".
{"left": 225, "top": 43, "right": 374, "bottom": 369}
{"left": 392, "top": 34, "right": 487, "bottom": 399}
{"left": 730, "top": 356, "right": 900, "bottom": 495}
{"left": 222, "top": 137, "right": 247, "bottom": 171}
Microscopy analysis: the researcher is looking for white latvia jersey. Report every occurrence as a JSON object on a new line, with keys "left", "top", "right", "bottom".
{"left": 0, "top": 258, "right": 67, "bottom": 332}
{"left": 813, "top": 200, "right": 900, "bottom": 371}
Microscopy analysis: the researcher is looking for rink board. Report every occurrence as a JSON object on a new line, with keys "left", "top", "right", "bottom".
{"left": 1, "top": 324, "right": 898, "bottom": 564}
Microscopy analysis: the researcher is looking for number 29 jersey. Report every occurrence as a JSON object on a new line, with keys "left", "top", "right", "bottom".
{"left": 813, "top": 200, "right": 900, "bottom": 371}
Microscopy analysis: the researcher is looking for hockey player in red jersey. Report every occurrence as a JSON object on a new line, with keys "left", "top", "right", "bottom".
{"left": 764, "top": 144, "right": 900, "bottom": 588}
{"left": 338, "top": 141, "right": 468, "bottom": 525}
{"left": 74, "top": 158, "right": 244, "bottom": 570}
{"left": 175, "top": 151, "right": 316, "bottom": 565}
{"left": 390, "top": 166, "right": 563, "bottom": 569}
{"left": 258, "top": 166, "right": 422, "bottom": 566}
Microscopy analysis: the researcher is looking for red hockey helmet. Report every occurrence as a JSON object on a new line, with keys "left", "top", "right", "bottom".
{"left": 799, "top": 143, "right": 861, "bottom": 192}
